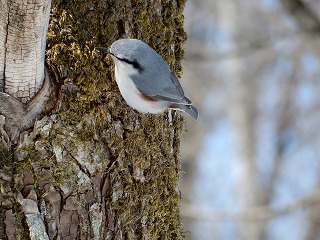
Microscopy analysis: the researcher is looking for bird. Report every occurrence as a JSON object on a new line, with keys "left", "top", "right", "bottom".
{"left": 96, "top": 39, "right": 198, "bottom": 120}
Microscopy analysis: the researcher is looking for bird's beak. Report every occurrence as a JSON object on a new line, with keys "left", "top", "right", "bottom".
{"left": 95, "top": 47, "right": 109, "bottom": 53}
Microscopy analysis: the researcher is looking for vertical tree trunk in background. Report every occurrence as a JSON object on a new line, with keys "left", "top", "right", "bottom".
{"left": 0, "top": 0, "right": 187, "bottom": 239}
{"left": 216, "top": 1, "right": 266, "bottom": 239}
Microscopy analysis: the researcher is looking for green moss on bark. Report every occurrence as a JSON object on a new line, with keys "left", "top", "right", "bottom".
{"left": 23, "top": 0, "right": 189, "bottom": 238}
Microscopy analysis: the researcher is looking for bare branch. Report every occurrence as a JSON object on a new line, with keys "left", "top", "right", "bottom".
{"left": 281, "top": 0, "right": 320, "bottom": 31}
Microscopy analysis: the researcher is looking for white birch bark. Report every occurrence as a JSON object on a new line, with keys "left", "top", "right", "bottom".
{"left": 0, "top": 0, "right": 51, "bottom": 103}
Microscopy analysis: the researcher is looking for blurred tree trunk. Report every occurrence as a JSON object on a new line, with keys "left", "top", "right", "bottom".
{"left": 0, "top": 0, "right": 187, "bottom": 239}
{"left": 216, "top": 1, "right": 266, "bottom": 239}
{"left": 280, "top": 1, "right": 320, "bottom": 240}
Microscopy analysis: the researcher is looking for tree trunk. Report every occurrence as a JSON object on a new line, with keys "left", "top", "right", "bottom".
{"left": 216, "top": 0, "right": 266, "bottom": 239}
{"left": 0, "top": 0, "right": 187, "bottom": 239}
{"left": 0, "top": 0, "right": 51, "bottom": 103}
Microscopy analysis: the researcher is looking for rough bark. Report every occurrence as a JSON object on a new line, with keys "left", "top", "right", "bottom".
{"left": 0, "top": 0, "right": 187, "bottom": 239}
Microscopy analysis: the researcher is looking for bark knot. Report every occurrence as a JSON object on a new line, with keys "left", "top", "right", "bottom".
{"left": 0, "top": 69, "right": 53, "bottom": 144}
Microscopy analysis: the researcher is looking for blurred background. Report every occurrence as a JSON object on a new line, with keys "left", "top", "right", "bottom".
{"left": 179, "top": 0, "right": 320, "bottom": 239}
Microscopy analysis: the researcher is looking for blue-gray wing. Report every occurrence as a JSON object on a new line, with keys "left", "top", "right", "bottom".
{"left": 130, "top": 60, "right": 191, "bottom": 105}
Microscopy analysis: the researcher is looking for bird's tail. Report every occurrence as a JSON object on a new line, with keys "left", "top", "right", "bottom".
{"left": 172, "top": 104, "right": 199, "bottom": 120}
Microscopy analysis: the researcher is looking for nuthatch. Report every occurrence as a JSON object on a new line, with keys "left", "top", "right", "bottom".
{"left": 96, "top": 39, "right": 198, "bottom": 120}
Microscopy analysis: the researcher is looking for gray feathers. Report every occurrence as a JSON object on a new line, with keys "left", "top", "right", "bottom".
{"left": 110, "top": 39, "right": 187, "bottom": 104}
{"left": 109, "top": 39, "right": 198, "bottom": 119}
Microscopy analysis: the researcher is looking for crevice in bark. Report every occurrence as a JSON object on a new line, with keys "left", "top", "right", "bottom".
{"left": 68, "top": 149, "right": 92, "bottom": 179}
{"left": 1, "top": 1, "right": 11, "bottom": 92}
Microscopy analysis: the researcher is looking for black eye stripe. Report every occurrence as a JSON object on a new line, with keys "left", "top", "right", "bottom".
{"left": 116, "top": 56, "right": 144, "bottom": 73}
